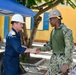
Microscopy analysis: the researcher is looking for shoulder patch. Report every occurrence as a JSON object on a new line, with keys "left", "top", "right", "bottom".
{"left": 8, "top": 30, "right": 16, "bottom": 36}
{"left": 11, "top": 31, "right": 16, "bottom": 35}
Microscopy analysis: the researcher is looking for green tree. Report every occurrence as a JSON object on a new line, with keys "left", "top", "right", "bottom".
{"left": 17, "top": 0, "right": 76, "bottom": 62}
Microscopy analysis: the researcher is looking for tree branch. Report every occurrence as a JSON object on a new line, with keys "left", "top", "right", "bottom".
{"left": 34, "top": 0, "right": 60, "bottom": 19}
{"left": 32, "top": 0, "right": 59, "bottom": 10}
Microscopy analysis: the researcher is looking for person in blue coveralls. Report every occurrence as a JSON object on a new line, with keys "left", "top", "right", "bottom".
{"left": 3, "top": 14, "right": 39, "bottom": 75}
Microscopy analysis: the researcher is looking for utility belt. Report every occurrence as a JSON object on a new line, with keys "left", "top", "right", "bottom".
{"left": 53, "top": 53, "right": 65, "bottom": 56}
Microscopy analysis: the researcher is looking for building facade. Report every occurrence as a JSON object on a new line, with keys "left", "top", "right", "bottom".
{"left": 0, "top": 4, "right": 76, "bottom": 43}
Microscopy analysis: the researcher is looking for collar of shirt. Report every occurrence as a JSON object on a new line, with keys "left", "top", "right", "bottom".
{"left": 12, "top": 28, "right": 19, "bottom": 35}
{"left": 55, "top": 23, "right": 64, "bottom": 30}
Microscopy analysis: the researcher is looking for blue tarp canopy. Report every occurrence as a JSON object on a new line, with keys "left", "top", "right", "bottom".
{"left": 0, "top": 0, "right": 33, "bottom": 17}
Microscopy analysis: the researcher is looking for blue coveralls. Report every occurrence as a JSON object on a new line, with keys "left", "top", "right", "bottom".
{"left": 4, "top": 28, "right": 26, "bottom": 75}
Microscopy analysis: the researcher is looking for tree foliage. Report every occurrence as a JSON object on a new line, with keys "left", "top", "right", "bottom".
{"left": 16, "top": 0, "right": 76, "bottom": 9}
{"left": 26, "top": 0, "right": 76, "bottom": 9}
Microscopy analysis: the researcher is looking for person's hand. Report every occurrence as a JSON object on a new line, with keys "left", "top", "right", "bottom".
{"left": 61, "top": 64, "right": 68, "bottom": 73}
{"left": 35, "top": 48, "right": 41, "bottom": 54}
{"left": 44, "top": 72, "right": 48, "bottom": 75}
{"left": 24, "top": 48, "right": 40, "bottom": 54}
{"left": 31, "top": 48, "right": 40, "bottom": 54}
